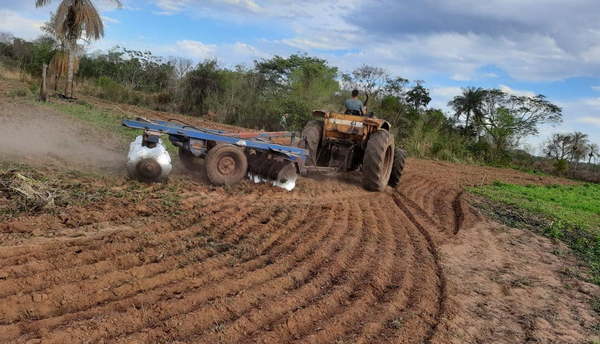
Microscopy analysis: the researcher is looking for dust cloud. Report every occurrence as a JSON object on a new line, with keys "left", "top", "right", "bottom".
{"left": 0, "top": 101, "right": 127, "bottom": 173}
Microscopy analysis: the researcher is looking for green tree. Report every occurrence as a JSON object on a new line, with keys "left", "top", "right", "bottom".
{"left": 406, "top": 82, "right": 431, "bottom": 110}
{"left": 180, "top": 60, "right": 223, "bottom": 116}
{"left": 256, "top": 54, "right": 338, "bottom": 129}
{"left": 544, "top": 133, "right": 574, "bottom": 161}
{"left": 35, "top": 0, "right": 122, "bottom": 97}
{"left": 341, "top": 65, "right": 388, "bottom": 99}
{"left": 480, "top": 90, "right": 562, "bottom": 158}
{"left": 448, "top": 87, "right": 486, "bottom": 135}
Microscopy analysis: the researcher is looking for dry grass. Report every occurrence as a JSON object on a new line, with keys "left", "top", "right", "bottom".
{"left": 0, "top": 170, "right": 58, "bottom": 212}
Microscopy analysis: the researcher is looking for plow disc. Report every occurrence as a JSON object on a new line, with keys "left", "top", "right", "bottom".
{"left": 248, "top": 154, "right": 298, "bottom": 191}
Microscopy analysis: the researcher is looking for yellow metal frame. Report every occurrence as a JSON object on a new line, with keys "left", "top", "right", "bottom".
{"left": 312, "top": 110, "right": 389, "bottom": 143}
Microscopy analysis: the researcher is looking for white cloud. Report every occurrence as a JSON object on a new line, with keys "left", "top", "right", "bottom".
{"left": 161, "top": 40, "right": 267, "bottom": 66}
{"left": 583, "top": 98, "right": 600, "bottom": 108}
{"left": 174, "top": 40, "right": 217, "bottom": 59}
{"left": 101, "top": 16, "right": 120, "bottom": 24}
{"left": 592, "top": 86, "right": 600, "bottom": 92}
{"left": 431, "top": 86, "right": 463, "bottom": 98}
{"left": 482, "top": 72, "right": 498, "bottom": 78}
{"left": 281, "top": 37, "right": 351, "bottom": 51}
{"left": 578, "top": 116, "right": 600, "bottom": 127}
{"left": 499, "top": 85, "right": 536, "bottom": 97}
{"left": 231, "top": 42, "right": 268, "bottom": 59}
{"left": 429, "top": 86, "right": 463, "bottom": 111}
{"left": 153, "top": 0, "right": 190, "bottom": 14}
{"left": 551, "top": 99, "right": 600, "bottom": 145}
{"left": 0, "top": 10, "right": 44, "bottom": 40}
{"left": 221, "top": 0, "right": 261, "bottom": 12}
{"left": 153, "top": 0, "right": 261, "bottom": 15}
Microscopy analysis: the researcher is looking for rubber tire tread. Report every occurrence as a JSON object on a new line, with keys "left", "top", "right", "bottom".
{"left": 300, "top": 120, "right": 323, "bottom": 166}
{"left": 388, "top": 148, "right": 406, "bottom": 187}
{"left": 205, "top": 144, "right": 248, "bottom": 186}
{"left": 362, "top": 129, "right": 394, "bottom": 192}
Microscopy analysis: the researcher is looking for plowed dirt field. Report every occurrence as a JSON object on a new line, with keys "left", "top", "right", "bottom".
{"left": 0, "top": 96, "right": 598, "bottom": 344}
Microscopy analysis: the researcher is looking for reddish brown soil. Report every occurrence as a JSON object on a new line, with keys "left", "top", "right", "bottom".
{"left": 0, "top": 94, "right": 597, "bottom": 343}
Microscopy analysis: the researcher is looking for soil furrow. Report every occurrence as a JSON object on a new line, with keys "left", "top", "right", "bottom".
{"left": 293, "top": 196, "right": 399, "bottom": 344}
{"left": 14, "top": 203, "right": 332, "bottom": 343}
{"left": 109, "top": 202, "right": 345, "bottom": 344}
{"left": 186, "top": 199, "right": 364, "bottom": 344}
{"left": 0, "top": 203, "right": 258, "bottom": 298}
{"left": 336, "top": 198, "right": 416, "bottom": 344}
{"left": 0, "top": 200, "right": 245, "bottom": 277}
{"left": 0, "top": 205, "right": 272, "bottom": 325}
{"left": 0, "top": 205, "right": 309, "bottom": 341}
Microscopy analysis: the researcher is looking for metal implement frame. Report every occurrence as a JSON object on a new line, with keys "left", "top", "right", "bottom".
{"left": 122, "top": 118, "right": 309, "bottom": 164}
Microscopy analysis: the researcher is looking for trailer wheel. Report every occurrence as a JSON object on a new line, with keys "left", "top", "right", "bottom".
{"left": 179, "top": 148, "right": 203, "bottom": 171}
{"left": 388, "top": 148, "right": 406, "bottom": 187}
{"left": 362, "top": 130, "right": 394, "bottom": 192}
{"left": 206, "top": 144, "right": 248, "bottom": 186}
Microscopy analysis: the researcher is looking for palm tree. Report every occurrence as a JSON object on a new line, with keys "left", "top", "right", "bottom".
{"left": 588, "top": 143, "right": 599, "bottom": 164}
{"left": 35, "top": 0, "right": 121, "bottom": 97}
{"left": 449, "top": 87, "right": 486, "bottom": 134}
{"left": 569, "top": 131, "right": 589, "bottom": 163}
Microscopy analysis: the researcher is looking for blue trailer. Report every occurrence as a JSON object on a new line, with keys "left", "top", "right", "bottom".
{"left": 122, "top": 118, "right": 310, "bottom": 189}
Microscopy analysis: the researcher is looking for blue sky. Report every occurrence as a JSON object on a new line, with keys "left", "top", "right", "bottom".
{"left": 1, "top": 0, "right": 600, "bottom": 152}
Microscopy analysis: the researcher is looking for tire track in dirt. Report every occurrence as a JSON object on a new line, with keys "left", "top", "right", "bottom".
{"left": 391, "top": 191, "right": 448, "bottom": 344}
{"left": 452, "top": 191, "right": 465, "bottom": 235}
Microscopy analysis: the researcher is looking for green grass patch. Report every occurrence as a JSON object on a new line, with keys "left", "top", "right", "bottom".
{"left": 470, "top": 182, "right": 600, "bottom": 284}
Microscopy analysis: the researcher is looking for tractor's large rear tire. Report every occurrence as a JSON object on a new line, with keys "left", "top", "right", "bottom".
{"left": 362, "top": 130, "right": 394, "bottom": 192}
{"left": 300, "top": 120, "right": 323, "bottom": 166}
{"left": 388, "top": 148, "right": 406, "bottom": 187}
{"left": 206, "top": 144, "right": 248, "bottom": 186}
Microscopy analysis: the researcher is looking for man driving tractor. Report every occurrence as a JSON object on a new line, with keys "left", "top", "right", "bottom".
{"left": 344, "top": 89, "right": 366, "bottom": 116}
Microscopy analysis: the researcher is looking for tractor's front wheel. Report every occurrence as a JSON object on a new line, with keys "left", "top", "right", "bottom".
{"left": 362, "top": 130, "right": 394, "bottom": 192}
{"left": 299, "top": 120, "right": 323, "bottom": 166}
{"left": 205, "top": 144, "right": 248, "bottom": 186}
{"left": 388, "top": 148, "right": 406, "bottom": 187}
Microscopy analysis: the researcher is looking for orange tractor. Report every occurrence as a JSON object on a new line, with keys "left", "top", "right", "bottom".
{"left": 300, "top": 111, "right": 406, "bottom": 192}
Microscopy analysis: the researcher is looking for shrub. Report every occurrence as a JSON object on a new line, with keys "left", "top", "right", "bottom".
{"left": 96, "top": 76, "right": 126, "bottom": 102}
{"left": 554, "top": 159, "right": 570, "bottom": 175}
{"left": 8, "top": 88, "right": 31, "bottom": 97}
